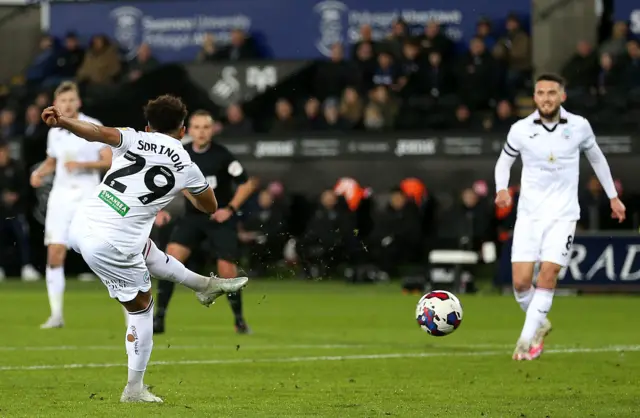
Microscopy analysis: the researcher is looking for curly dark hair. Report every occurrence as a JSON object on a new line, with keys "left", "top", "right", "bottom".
{"left": 143, "top": 95, "right": 188, "bottom": 134}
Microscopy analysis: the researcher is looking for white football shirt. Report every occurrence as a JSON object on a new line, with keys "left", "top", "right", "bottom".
{"left": 46, "top": 113, "right": 106, "bottom": 191}
{"left": 77, "top": 128, "right": 209, "bottom": 255}
{"left": 503, "top": 107, "right": 596, "bottom": 221}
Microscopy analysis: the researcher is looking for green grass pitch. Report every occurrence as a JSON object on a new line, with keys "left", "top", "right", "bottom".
{"left": 0, "top": 280, "right": 639, "bottom": 417}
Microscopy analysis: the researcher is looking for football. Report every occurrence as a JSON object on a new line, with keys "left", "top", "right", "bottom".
{"left": 415, "top": 290, "right": 463, "bottom": 336}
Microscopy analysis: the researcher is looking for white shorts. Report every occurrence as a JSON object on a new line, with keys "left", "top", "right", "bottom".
{"left": 511, "top": 218, "right": 577, "bottom": 267}
{"left": 69, "top": 226, "right": 151, "bottom": 302}
{"left": 44, "top": 189, "right": 85, "bottom": 246}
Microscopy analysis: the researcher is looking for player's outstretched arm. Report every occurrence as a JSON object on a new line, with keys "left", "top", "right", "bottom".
{"left": 183, "top": 188, "right": 218, "bottom": 214}
{"left": 583, "top": 142, "right": 626, "bottom": 222}
{"left": 41, "top": 106, "right": 121, "bottom": 147}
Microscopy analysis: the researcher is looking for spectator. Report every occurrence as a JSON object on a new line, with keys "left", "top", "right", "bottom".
{"left": 438, "top": 188, "right": 492, "bottom": 251}
{"left": 299, "top": 190, "right": 356, "bottom": 279}
{"left": 372, "top": 51, "right": 400, "bottom": 89}
{"left": 368, "top": 188, "right": 422, "bottom": 279}
{"left": 222, "top": 103, "right": 253, "bottom": 135}
{"left": 270, "top": 99, "right": 298, "bottom": 133}
{"left": 456, "top": 37, "right": 498, "bottom": 109}
{"left": 424, "top": 51, "right": 454, "bottom": 98}
{"left": 363, "top": 103, "right": 385, "bottom": 131}
{"left": 352, "top": 24, "right": 377, "bottom": 58}
{"left": 383, "top": 19, "right": 409, "bottom": 59}
{"left": 475, "top": 18, "right": 497, "bottom": 51}
{"left": 34, "top": 92, "right": 50, "bottom": 109}
{"left": 561, "top": 41, "right": 598, "bottom": 91}
{"left": 493, "top": 14, "right": 531, "bottom": 89}
{"left": 127, "top": 43, "right": 159, "bottom": 82}
{"left": 319, "top": 99, "right": 349, "bottom": 132}
{"left": 21, "top": 105, "right": 49, "bottom": 169}
{"left": 26, "top": 34, "right": 58, "bottom": 85}
{"left": 300, "top": 97, "right": 322, "bottom": 131}
{"left": 597, "top": 53, "right": 623, "bottom": 96}
{"left": 449, "top": 104, "right": 482, "bottom": 130}
{"left": 197, "top": 33, "right": 220, "bottom": 62}
{"left": 217, "top": 29, "right": 259, "bottom": 60}
{"left": 0, "top": 139, "right": 40, "bottom": 281}
{"left": 23, "top": 104, "right": 47, "bottom": 140}
{"left": 419, "top": 21, "right": 454, "bottom": 64}
{"left": 353, "top": 42, "right": 377, "bottom": 93}
{"left": 0, "top": 109, "right": 17, "bottom": 140}
{"left": 397, "top": 40, "right": 428, "bottom": 98}
{"left": 339, "top": 87, "right": 363, "bottom": 128}
{"left": 578, "top": 175, "right": 609, "bottom": 231}
{"left": 621, "top": 40, "right": 640, "bottom": 90}
{"left": 239, "top": 188, "right": 288, "bottom": 275}
{"left": 600, "top": 21, "right": 629, "bottom": 58}
{"left": 367, "top": 86, "right": 398, "bottom": 130}
{"left": 484, "top": 100, "right": 518, "bottom": 132}
{"left": 76, "top": 35, "right": 122, "bottom": 85}
{"left": 314, "top": 43, "right": 358, "bottom": 100}
{"left": 51, "top": 32, "right": 85, "bottom": 84}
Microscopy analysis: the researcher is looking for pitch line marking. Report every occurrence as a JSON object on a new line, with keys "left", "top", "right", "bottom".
{"left": 0, "top": 343, "right": 517, "bottom": 352}
{"left": 0, "top": 345, "right": 638, "bottom": 372}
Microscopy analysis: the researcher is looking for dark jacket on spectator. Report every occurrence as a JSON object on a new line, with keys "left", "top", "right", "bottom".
{"left": 314, "top": 61, "right": 359, "bottom": 100}
{"left": 27, "top": 46, "right": 59, "bottom": 83}
{"left": 370, "top": 202, "right": 422, "bottom": 250}
{"left": 561, "top": 53, "right": 598, "bottom": 89}
{"left": 0, "top": 158, "right": 26, "bottom": 217}
{"left": 56, "top": 46, "right": 85, "bottom": 78}
{"left": 455, "top": 52, "right": 498, "bottom": 108}
{"left": 217, "top": 39, "right": 260, "bottom": 60}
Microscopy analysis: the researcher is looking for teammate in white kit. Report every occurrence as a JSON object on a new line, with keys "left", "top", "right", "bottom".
{"left": 40, "top": 95, "right": 248, "bottom": 403}
{"left": 494, "top": 73, "right": 626, "bottom": 361}
{"left": 30, "top": 82, "right": 112, "bottom": 329}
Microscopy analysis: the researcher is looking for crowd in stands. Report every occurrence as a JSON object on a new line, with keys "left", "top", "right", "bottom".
{"left": 1, "top": 14, "right": 639, "bottom": 281}
{"left": 561, "top": 22, "right": 640, "bottom": 131}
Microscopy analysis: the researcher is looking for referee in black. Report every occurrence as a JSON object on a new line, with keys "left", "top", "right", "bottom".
{"left": 153, "top": 109, "right": 257, "bottom": 334}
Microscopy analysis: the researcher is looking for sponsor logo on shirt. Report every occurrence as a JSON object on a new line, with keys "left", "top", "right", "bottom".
{"left": 98, "top": 190, "right": 130, "bottom": 216}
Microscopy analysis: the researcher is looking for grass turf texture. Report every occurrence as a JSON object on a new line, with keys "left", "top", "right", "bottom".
{"left": 0, "top": 280, "right": 639, "bottom": 417}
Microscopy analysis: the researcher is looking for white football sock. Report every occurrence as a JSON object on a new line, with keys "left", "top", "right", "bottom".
{"left": 45, "top": 266, "right": 65, "bottom": 319}
{"left": 514, "top": 286, "right": 534, "bottom": 312}
{"left": 143, "top": 239, "right": 208, "bottom": 292}
{"left": 519, "top": 288, "right": 555, "bottom": 344}
{"left": 125, "top": 299, "right": 154, "bottom": 391}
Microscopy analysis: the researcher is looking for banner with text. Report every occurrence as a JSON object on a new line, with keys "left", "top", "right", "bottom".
{"left": 616, "top": 0, "right": 640, "bottom": 36}
{"left": 497, "top": 235, "right": 640, "bottom": 288}
{"left": 211, "top": 134, "right": 639, "bottom": 159}
{"left": 48, "top": 0, "right": 530, "bottom": 61}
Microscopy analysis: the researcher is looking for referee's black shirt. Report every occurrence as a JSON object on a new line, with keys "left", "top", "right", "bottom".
{"left": 185, "top": 141, "right": 248, "bottom": 214}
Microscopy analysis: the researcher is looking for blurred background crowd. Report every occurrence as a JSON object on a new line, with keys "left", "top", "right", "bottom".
{"left": 0, "top": 3, "right": 639, "bottom": 287}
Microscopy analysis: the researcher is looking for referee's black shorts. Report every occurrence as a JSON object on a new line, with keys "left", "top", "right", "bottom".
{"left": 169, "top": 214, "right": 240, "bottom": 262}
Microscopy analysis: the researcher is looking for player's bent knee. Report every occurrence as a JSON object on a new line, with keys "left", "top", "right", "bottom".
{"left": 165, "top": 243, "right": 191, "bottom": 263}
{"left": 512, "top": 262, "right": 535, "bottom": 291}
{"left": 121, "top": 290, "right": 153, "bottom": 313}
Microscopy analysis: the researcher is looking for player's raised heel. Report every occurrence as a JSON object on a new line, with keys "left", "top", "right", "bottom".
{"left": 120, "top": 385, "right": 163, "bottom": 403}
{"left": 40, "top": 316, "right": 64, "bottom": 329}
{"left": 196, "top": 276, "right": 249, "bottom": 307}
